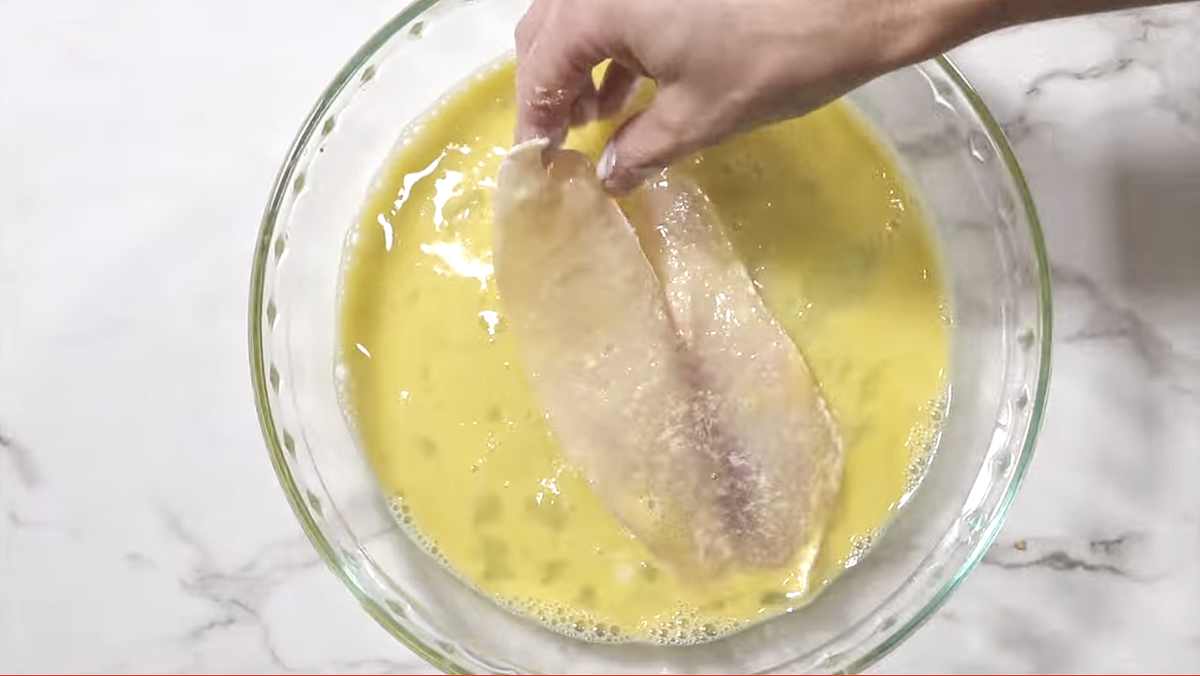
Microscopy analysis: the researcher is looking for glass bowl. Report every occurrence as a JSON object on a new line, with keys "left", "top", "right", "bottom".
{"left": 248, "top": 0, "right": 1051, "bottom": 672}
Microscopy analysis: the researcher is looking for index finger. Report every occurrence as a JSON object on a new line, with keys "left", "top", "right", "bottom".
{"left": 514, "top": 0, "right": 612, "bottom": 144}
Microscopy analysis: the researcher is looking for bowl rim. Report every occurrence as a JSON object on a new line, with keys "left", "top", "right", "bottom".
{"left": 248, "top": 4, "right": 1052, "bottom": 672}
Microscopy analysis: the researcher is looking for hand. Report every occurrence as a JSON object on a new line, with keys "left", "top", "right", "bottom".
{"left": 514, "top": 0, "right": 995, "bottom": 192}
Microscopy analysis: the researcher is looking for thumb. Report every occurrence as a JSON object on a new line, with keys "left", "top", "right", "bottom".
{"left": 597, "top": 88, "right": 708, "bottom": 194}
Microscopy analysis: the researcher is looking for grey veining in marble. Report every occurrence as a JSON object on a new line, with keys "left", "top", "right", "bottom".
{"left": 0, "top": 427, "right": 41, "bottom": 489}
{"left": 883, "top": 6, "right": 1200, "bottom": 673}
{"left": 1, "top": 1, "right": 1198, "bottom": 673}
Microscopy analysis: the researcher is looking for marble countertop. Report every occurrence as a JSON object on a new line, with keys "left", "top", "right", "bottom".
{"left": 2, "top": 2, "right": 1197, "bottom": 672}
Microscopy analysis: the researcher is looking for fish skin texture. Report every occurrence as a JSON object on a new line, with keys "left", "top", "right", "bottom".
{"left": 493, "top": 140, "right": 842, "bottom": 578}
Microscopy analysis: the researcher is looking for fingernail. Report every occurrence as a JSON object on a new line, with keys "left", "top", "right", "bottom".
{"left": 596, "top": 142, "right": 616, "bottom": 182}
{"left": 517, "top": 120, "right": 567, "bottom": 146}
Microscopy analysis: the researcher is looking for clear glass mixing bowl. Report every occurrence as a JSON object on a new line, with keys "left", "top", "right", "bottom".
{"left": 249, "top": 0, "right": 1052, "bottom": 672}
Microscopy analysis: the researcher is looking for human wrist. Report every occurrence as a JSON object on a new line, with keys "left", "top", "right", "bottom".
{"left": 868, "top": 0, "right": 1010, "bottom": 71}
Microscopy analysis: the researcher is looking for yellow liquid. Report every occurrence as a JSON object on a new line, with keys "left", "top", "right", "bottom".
{"left": 339, "top": 61, "right": 948, "bottom": 644}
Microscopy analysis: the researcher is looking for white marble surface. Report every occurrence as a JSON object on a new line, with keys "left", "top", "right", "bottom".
{"left": 2, "top": 2, "right": 1198, "bottom": 673}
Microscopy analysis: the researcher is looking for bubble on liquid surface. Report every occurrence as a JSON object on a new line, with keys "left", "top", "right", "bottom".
{"left": 385, "top": 492, "right": 752, "bottom": 645}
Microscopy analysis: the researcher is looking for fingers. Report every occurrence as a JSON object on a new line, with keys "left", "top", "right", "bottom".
{"left": 597, "top": 87, "right": 712, "bottom": 193}
{"left": 515, "top": 0, "right": 624, "bottom": 144}
{"left": 514, "top": 0, "right": 549, "bottom": 58}
{"left": 569, "top": 79, "right": 600, "bottom": 127}
{"left": 595, "top": 61, "right": 639, "bottom": 118}
{"left": 569, "top": 61, "right": 640, "bottom": 127}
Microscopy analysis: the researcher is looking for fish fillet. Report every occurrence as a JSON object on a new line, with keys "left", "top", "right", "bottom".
{"left": 627, "top": 173, "right": 844, "bottom": 569}
{"left": 493, "top": 141, "right": 842, "bottom": 577}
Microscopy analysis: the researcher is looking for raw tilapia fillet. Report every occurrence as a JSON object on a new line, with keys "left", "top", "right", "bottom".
{"left": 493, "top": 140, "right": 843, "bottom": 578}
